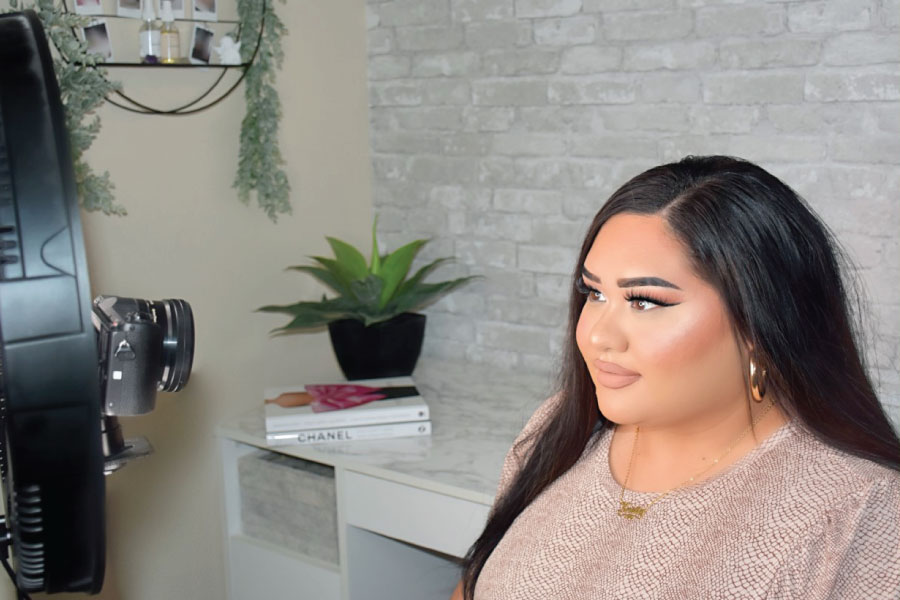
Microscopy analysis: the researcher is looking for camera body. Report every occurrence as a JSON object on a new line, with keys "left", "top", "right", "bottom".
{"left": 92, "top": 296, "right": 194, "bottom": 416}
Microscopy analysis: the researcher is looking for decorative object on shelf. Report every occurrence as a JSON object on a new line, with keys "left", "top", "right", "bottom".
{"left": 213, "top": 34, "right": 240, "bottom": 64}
{"left": 138, "top": 1, "right": 161, "bottom": 64}
{"left": 116, "top": 0, "right": 140, "bottom": 20}
{"left": 233, "top": 0, "right": 290, "bottom": 222}
{"left": 189, "top": 23, "right": 214, "bottom": 64}
{"left": 73, "top": 0, "right": 100, "bottom": 16}
{"left": 258, "top": 219, "right": 477, "bottom": 379}
{"left": 193, "top": 0, "right": 217, "bottom": 22}
{"left": 83, "top": 18, "right": 112, "bottom": 59}
{"left": 158, "top": 0, "right": 179, "bottom": 64}
{"left": 7, "top": 0, "right": 125, "bottom": 215}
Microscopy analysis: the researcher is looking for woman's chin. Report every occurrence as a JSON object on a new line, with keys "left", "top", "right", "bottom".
{"left": 594, "top": 393, "right": 641, "bottom": 425}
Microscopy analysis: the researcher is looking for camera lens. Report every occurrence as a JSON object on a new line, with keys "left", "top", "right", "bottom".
{"left": 151, "top": 299, "right": 194, "bottom": 392}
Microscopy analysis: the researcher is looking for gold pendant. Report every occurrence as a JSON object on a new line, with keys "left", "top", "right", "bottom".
{"left": 618, "top": 500, "right": 646, "bottom": 519}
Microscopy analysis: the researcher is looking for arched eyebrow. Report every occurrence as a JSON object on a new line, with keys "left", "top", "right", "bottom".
{"left": 581, "top": 267, "right": 682, "bottom": 290}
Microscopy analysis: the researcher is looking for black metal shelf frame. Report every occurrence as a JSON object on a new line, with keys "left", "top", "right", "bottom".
{"left": 58, "top": 0, "right": 266, "bottom": 115}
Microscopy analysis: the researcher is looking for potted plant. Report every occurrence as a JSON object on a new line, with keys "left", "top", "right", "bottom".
{"left": 259, "top": 220, "right": 476, "bottom": 380}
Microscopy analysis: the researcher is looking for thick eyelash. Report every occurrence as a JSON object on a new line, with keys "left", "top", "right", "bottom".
{"left": 623, "top": 291, "right": 676, "bottom": 307}
{"left": 576, "top": 279, "right": 676, "bottom": 308}
{"left": 575, "top": 278, "right": 593, "bottom": 295}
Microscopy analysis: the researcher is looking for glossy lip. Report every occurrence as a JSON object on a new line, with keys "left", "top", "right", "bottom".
{"left": 593, "top": 359, "right": 641, "bottom": 389}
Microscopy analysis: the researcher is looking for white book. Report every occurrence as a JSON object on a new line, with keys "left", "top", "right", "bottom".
{"left": 266, "top": 420, "right": 432, "bottom": 446}
{"left": 264, "top": 376, "right": 429, "bottom": 432}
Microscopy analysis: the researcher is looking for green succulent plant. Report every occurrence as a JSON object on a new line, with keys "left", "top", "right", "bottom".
{"left": 259, "top": 220, "right": 477, "bottom": 330}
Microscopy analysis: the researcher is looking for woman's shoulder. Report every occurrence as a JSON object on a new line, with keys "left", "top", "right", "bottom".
{"left": 789, "top": 421, "right": 899, "bottom": 482}
{"left": 763, "top": 424, "right": 900, "bottom": 596}
{"left": 523, "top": 393, "right": 563, "bottom": 432}
{"left": 772, "top": 420, "right": 900, "bottom": 511}
{"left": 491, "top": 394, "right": 564, "bottom": 503}
{"left": 507, "top": 393, "right": 563, "bottom": 459}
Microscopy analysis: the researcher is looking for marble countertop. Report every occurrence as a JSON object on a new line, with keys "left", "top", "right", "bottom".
{"left": 216, "top": 359, "right": 554, "bottom": 505}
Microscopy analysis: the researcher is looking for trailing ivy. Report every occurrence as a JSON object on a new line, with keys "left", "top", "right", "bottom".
{"left": 234, "top": 0, "right": 290, "bottom": 222}
{"left": 6, "top": 0, "right": 289, "bottom": 220}
{"left": 7, "top": 0, "right": 125, "bottom": 215}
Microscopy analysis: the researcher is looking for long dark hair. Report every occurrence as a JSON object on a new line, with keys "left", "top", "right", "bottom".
{"left": 461, "top": 155, "right": 900, "bottom": 599}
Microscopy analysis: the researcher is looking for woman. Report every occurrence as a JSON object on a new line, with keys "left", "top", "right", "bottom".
{"left": 452, "top": 156, "right": 900, "bottom": 599}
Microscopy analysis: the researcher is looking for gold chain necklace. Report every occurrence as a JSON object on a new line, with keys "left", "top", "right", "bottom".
{"left": 617, "top": 399, "right": 777, "bottom": 520}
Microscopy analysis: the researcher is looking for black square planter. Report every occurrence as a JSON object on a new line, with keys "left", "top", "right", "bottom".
{"left": 327, "top": 313, "right": 426, "bottom": 380}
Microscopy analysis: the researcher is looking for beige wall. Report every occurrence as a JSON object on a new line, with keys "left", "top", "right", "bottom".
{"left": 3, "top": 1, "right": 371, "bottom": 598}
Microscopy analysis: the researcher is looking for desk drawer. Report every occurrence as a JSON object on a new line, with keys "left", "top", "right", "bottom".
{"left": 343, "top": 471, "right": 490, "bottom": 558}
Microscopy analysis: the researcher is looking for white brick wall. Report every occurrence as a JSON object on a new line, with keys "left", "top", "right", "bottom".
{"left": 366, "top": 0, "right": 900, "bottom": 420}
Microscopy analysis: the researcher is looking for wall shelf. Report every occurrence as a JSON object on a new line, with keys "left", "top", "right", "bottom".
{"left": 75, "top": 61, "right": 249, "bottom": 68}
{"left": 59, "top": 0, "right": 265, "bottom": 115}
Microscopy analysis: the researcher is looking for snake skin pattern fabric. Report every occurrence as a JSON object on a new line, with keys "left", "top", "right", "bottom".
{"left": 475, "top": 397, "right": 900, "bottom": 599}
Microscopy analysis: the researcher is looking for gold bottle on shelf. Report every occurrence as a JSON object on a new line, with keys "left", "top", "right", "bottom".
{"left": 159, "top": 0, "right": 180, "bottom": 65}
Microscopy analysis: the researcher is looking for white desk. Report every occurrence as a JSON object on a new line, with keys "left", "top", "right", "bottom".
{"left": 217, "top": 361, "right": 550, "bottom": 600}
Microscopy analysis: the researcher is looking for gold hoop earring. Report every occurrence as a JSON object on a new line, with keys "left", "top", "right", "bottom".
{"left": 749, "top": 357, "right": 767, "bottom": 402}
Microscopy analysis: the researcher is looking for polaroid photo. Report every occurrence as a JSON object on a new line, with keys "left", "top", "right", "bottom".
{"left": 73, "top": 0, "right": 103, "bottom": 16}
{"left": 82, "top": 20, "right": 113, "bottom": 61}
{"left": 190, "top": 24, "right": 214, "bottom": 64}
{"left": 192, "top": 0, "right": 217, "bottom": 22}
{"left": 170, "top": 0, "right": 185, "bottom": 19}
{"left": 117, "top": 0, "right": 141, "bottom": 19}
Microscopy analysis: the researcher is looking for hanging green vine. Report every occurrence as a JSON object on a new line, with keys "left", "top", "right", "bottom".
{"left": 234, "top": 0, "right": 291, "bottom": 222}
{"left": 5, "top": 0, "right": 288, "bottom": 220}
{"left": 7, "top": 0, "right": 125, "bottom": 216}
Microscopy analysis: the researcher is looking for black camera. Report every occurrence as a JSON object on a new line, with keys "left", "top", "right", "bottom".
{"left": 92, "top": 296, "right": 195, "bottom": 475}
{"left": 92, "top": 296, "right": 195, "bottom": 417}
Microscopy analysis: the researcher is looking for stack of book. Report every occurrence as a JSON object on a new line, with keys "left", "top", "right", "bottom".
{"left": 263, "top": 376, "right": 431, "bottom": 446}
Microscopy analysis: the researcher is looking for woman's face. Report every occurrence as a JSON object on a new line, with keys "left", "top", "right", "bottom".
{"left": 575, "top": 213, "right": 748, "bottom": 428}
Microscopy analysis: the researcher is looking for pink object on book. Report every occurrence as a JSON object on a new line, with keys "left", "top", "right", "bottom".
{"left": 305, "top": 385, "right": 387, "bottom": 413}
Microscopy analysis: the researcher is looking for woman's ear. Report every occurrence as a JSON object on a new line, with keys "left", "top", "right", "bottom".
{"left": 733, "top": 329, "right": 753, "bottom": 363}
